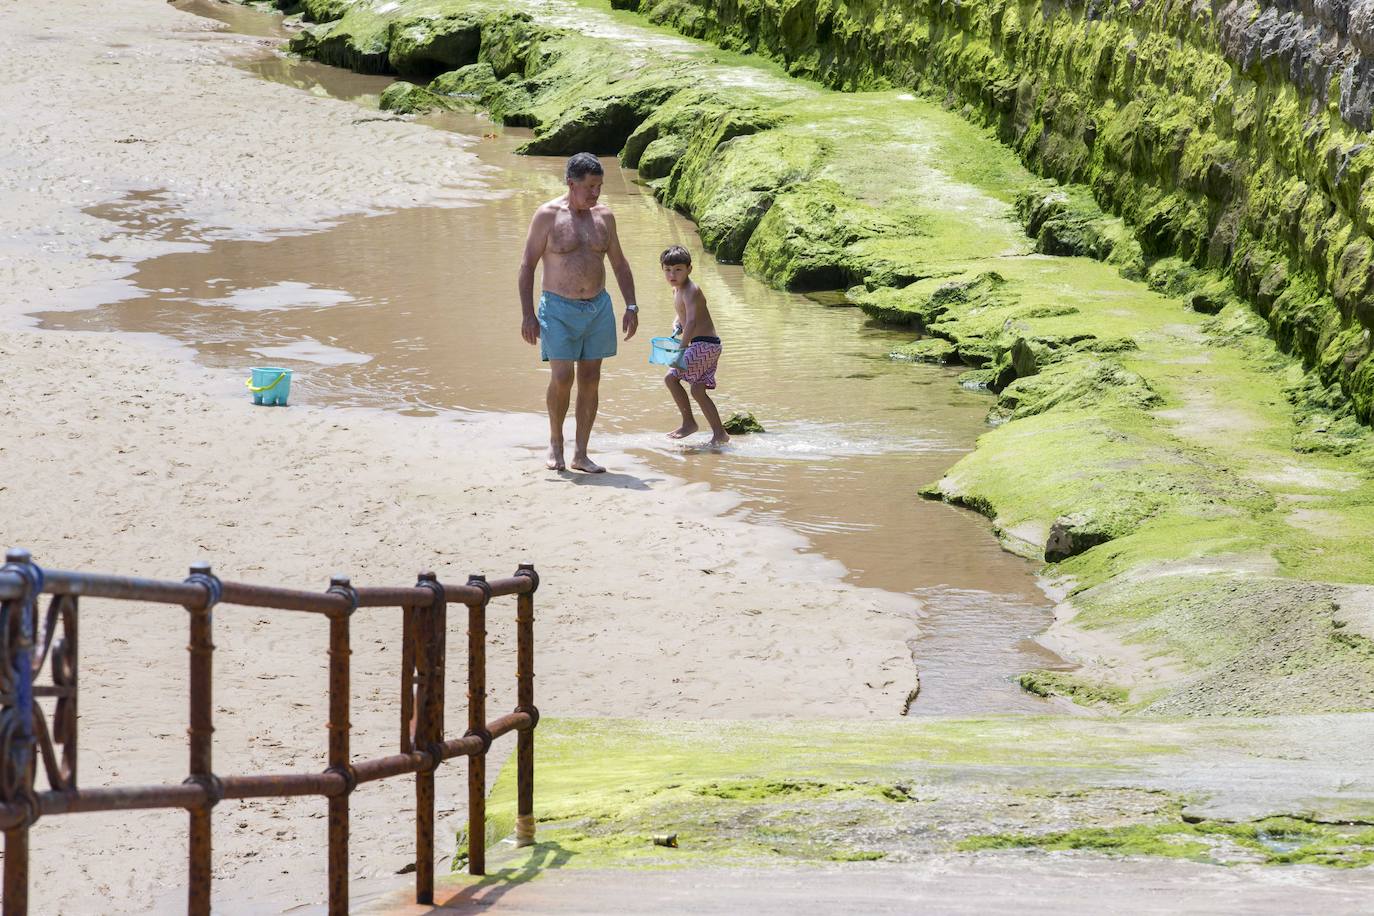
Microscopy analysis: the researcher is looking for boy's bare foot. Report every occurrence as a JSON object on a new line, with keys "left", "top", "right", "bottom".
{"left": 709, "top": 432, "right": 731, "bottom": 447}
{"left": 667, "top": 420, "right": 698, "bottom": 439}
{"left": 570, "top": 454, "right": 606, "bottom": 474}
{"left": 546, "top": 443, "right": 566, "bottom": 471}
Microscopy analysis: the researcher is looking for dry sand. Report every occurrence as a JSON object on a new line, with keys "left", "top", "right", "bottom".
{"left": 0, "top": 1, "right": 914, "bottom": 910}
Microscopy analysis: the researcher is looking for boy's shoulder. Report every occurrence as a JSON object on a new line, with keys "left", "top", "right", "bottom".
{"left": 686, "top": 279, "right": 708, "bottom": 303}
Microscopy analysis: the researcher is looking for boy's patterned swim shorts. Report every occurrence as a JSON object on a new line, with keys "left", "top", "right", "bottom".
{"left": 668, "top": 336, "right": 722, "bottom": 389}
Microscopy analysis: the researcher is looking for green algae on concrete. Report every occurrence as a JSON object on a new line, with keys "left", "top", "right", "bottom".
{"left": 960, "top": 817, "right": 1374, "bottom": 868}
{"left": 462, "top": 716, "right": 1374, "bottom": 875}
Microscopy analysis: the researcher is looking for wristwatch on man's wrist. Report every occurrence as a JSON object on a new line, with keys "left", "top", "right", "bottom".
{"left": 624, "top": 303, "right": 639, "bottom": 313}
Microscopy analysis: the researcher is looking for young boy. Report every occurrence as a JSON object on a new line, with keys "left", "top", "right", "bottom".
{"left": 661, "top": 245, "right": 730, "bottom": 446}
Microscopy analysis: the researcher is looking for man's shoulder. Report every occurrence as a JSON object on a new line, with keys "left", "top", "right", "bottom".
{"left": 536, "top": 197, "right": 568, "bottom": 217}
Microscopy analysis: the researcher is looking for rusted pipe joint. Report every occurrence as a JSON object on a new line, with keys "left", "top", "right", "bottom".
{"left": 514, "top": 704, "right": 540, "bottom": 730}
{"left": 325, "top": 763, "right": 358, "bottom": 796}
{"left": 414, "top": 574, "right": 444, "bottom": 608}
{"left": 466, "top": 575, "right": 492, "bottom": 606}
{"left": 183, "top": 563, "right": 222, "bottom": 610}
{"left": 327, "top": 576, "right": 358, "bottom": 616}
{"left": 463, "top": 726, "right": 493, "bottom": 755}
{"left": 421, "top": 742, "right": 446, "bottom": 773}
{"left": 515, "top": 564, "right": 540, "bottom": 594}
{"left": 183, "top": 773, "right": 225, "bottom": 809}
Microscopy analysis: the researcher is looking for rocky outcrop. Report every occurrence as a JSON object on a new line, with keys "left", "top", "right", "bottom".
{"left": 613, "top": 0, "right": 1374, "bottom": 422}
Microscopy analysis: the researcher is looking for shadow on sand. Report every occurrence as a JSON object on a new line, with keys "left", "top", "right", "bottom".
{"left": 555, "top": 470, "right": 655, "bottom": 491}
{"left": 435, "top": 841, "right": 576, "bottom": 909}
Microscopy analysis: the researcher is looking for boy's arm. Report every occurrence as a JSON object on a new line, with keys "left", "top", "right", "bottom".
{"left": 604, "top": 211, "right": 639, "bottom": 340}
{"left": 518, "top": 208, "right": 552, "bottom": 345}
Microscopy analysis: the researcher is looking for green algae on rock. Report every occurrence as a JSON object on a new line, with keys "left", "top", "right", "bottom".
{"left": 722, "top": 410, "right": 765, "bottom": 434}
{"left": 611, "top": 0, "right": 1374, "bottom": 423}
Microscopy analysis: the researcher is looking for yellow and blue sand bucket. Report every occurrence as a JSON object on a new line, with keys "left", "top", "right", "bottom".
{"left": 246, "top": 367, "right": 292, "bottom": 406}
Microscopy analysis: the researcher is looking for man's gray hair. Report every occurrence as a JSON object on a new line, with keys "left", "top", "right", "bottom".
{"left": 565, "top": 152, "right": 604, "bottom": 182}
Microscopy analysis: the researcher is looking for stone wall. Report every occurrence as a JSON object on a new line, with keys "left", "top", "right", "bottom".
{"left": 613, "top": 0, "right": 1374, "bottom": 420}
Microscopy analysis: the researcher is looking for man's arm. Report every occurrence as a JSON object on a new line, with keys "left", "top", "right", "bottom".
{"left": 518, "top": 208, "right": 553, "bottom": 345}
{"left": 604, "top": 211, "right": 639, "bottom": 340}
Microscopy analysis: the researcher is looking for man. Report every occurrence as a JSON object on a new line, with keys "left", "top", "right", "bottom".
{"left": 518, "top": 152, "right": 639, "bottom": 473}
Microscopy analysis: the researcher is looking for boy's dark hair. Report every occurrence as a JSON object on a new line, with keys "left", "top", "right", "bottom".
{"left": 565, "top": 152, "right": 604, "bottom": 182}
{"left": 660, "top": 245, "right": 692, "bottom": 266}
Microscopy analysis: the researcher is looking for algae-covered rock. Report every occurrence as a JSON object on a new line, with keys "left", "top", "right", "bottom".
{"left": 723, "top": 411, "right": 764, "bottom": 434}
{"left": 521, "top": 83, "right": 680, "bottom": 156}
{"left": 891, "top": 338, "right": 958, "bottom": 365}
{"left": 1017, "top": 187, "right": 1139, "bottom": 270}
{"left": 996, "top": 358, "right": 1160, "bottom": 420}
{"left": 742, "top": 181, "right": 865, "bottom": 290}
{"left": 379, "top": 80, "right": 458, "bottom": 114}
{"left": 478, "top": 11, "right": 546, "bottom": 78}
{"left": 1018, "top": 669, "right": 1127, "bottom": 707}
{"left": 659, "top": 109, "right": 801, "bottom": 261}
{"left": 387, "top": 13, "right": 483, "bottom": 79}
{"left": 636, "top": 135, "right": 687, "bottom": 180}
{"left": 1044, "top": 512, "right": 1114, "bottom": 563}
{"left": 428, "top": 63, "right": 534, "bottom": 124}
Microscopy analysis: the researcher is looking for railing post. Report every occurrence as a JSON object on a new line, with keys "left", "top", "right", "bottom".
{"left": 183, "top": 562, "right": 222, "bottom": 916}
{"left": 412, "top": 572, "right": 445, "bottom": 905}
{"left": 514, "top": 564, "right": 539, "bottom": 849}
{"left": 1, "top": 549, "right": 41, "bottom": 916}
{"left": 465, "top": 575, "right": 492, "bottom": 876}
{"left": 325, "top": 576, "right": 357, "bottom": 916}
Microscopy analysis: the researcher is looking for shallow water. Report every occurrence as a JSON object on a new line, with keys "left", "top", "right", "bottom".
{"left": 42, "top": 0, "right": 1069, "bottom": 713}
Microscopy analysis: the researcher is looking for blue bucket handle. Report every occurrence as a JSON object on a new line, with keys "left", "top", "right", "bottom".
{"left": 245, "top": 371, "right": 288, "bottom": 393}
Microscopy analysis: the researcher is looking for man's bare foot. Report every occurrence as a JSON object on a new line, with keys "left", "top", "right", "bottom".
{"left": 546, "top": 444, "right": 566, "bottom": 471}
{"left": 709, "top": 432, "right": 731, "bottom": 447}
{"left": 667, "top": 420, "right": 698, "bottom": 440}
{"left": 570, "top": 454, "right": 606, "bottom": 474}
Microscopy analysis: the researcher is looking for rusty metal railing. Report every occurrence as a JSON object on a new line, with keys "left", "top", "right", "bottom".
{"left": 0, "top": 548, "right": 540, "bottom": 915}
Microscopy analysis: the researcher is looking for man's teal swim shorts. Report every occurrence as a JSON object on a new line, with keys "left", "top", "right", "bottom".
{"left": 538, "top": 289, "right": 618, "bottom": 362}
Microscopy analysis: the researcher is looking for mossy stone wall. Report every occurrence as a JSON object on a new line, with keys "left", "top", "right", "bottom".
{"left": 612, "top": 0, "right": 1374, "bottom": 420}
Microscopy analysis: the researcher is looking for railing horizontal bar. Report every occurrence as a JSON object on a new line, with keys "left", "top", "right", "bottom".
{"left": 218, "top": 581, "right": 346, "bottom": 614}
{"left": 0, "top": 570, "right": 23, "bottom": 600}
{"left": 485, "top": 576, "right": 535, "bottom": 598}
{"left": 24, "top": 567, "right": 530, "bottom": 612}
{"left": 441, "top": 735, "right": 486, "bottom": 762}
{"left": 0, "top": 716, "right": 529, "bottom": 827}
{"left": 41, "top": 568, "right": 208, "bottom": 606}
{"left": 36, "top": 784, "right": 206, "bottom": 820}
{"left": 354, "top": 587, "right": 433, "bottom": 608}
{"left": 353, "top": 751, "right": 431, "bottom": 785}
{"left": 222, "top": 771, "right": 346, "bottom": 800}
{"left": 486, "top": 712, "right": 532, "bottom": 742}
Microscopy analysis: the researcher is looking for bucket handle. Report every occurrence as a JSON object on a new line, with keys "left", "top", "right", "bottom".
{"left": 245, "top": 372, "right": 288, "bottom": 393}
